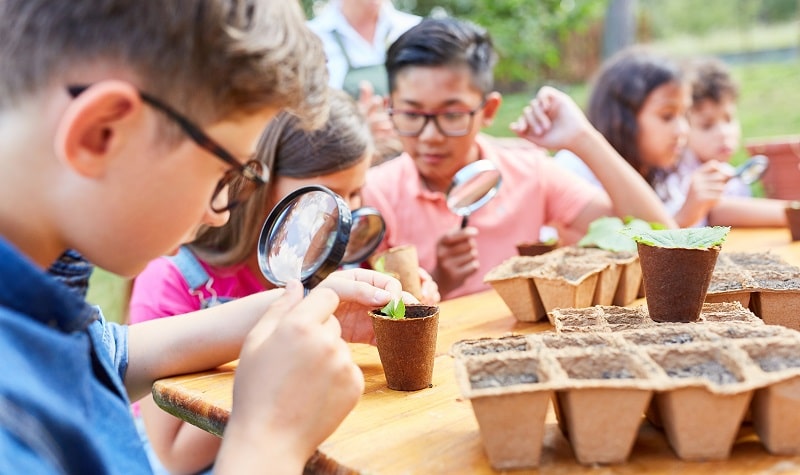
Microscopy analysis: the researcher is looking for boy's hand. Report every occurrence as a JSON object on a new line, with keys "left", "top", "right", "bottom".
{"left": 679, "top": 160, "right": 732, "bottom": 226}
{"left": 220, "top": 280, "right": 363, "bottom": 473}
{"left": 431, "top": 226, "right": 480, "bottom": 298}
{"left": 510, "top": 86, "right": 593, "bottom": 151}
{"left": 318, "top": 268, "right": 418, "bottom": 344}
{"left": 357, "top": 81, "right": 396, "bottom": 144}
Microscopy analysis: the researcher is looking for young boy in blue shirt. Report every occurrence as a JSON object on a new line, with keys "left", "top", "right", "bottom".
{"left": 0, "top": 2, "right": 409, "bottom": 473}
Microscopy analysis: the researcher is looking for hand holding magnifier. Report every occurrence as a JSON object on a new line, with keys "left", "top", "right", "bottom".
{"left": 445, "top": 160, "right": 502, "bottom": 228}
{"left": 731, "top": 155, "right": 768, "bottom": 185}
{"left": 257, "top": 185, "right": 386, "bottom": 291}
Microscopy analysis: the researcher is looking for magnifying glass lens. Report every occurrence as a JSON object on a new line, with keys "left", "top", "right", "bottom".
{"left": 258, "top": 186, "right": 351, "bottom": 290}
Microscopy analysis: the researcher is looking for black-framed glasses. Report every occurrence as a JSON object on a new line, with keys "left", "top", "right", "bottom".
{"left": 67, "top": 85, "right": 267, "bottom": 213}
{"left": 387, "top": 101, "right": 486, "bottom": 137}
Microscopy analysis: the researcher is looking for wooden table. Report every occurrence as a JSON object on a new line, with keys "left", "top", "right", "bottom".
{"left": 153, "top": 228, "right": 800, "bottom": 474}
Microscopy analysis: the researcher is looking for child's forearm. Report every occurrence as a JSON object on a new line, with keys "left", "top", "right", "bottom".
{"left": 568, "top": 129, "right": 677, "bottom": 228}
{"left": 125, "top": 289, "right": 284, "bottom": 401}
{"left": 709, "top": 197, "right": 789, "bottom": 227}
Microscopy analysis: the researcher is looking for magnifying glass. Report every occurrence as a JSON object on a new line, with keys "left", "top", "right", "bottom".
{"left": 446, "top": 160, "right": 502, "bottom": 228}
{"left": 257, "top": 185, "right": 351, "bottom": 290}
{"left": 341, "top": 206, "right": 386, "bottom": 266}
{"left": 733, "top": 155, "right": 769, "bottom": 185}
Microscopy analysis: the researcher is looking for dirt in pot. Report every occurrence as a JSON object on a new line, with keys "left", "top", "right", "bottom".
{"left": 470, "top": 371, "right": 540, "bottom": 389}
{"left": 458, "top": 336, "right": 530, "bottom": 356}
{"left": 665, "top": 361, "right": 740, "bottom": 385}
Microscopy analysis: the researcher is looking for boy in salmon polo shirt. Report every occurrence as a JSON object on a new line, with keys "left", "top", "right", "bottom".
{"left": 0, "top": 1, "right": 412, "bottom": 473}
{"left": 362, "top": 17, "right": 676, "bottom": 300}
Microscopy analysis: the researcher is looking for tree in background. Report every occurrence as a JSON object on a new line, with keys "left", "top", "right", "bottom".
{"left": 301, "top": 0, "right": 799, "bottom": 89}
{"left": 603, "top": 0, "right": 637, "bottom": 58}
{"left": 302, "top": 0, "right": 605, "bottom": 90}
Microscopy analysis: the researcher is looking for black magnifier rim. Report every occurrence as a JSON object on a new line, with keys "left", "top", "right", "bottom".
{"left": 340, "top": 206, "right": 386, "bottom": 265}
{"left": 257, "top": 184, "right": 352, "bottom": 289}
{"left": 446, "top": 160, "right": 503, "bottom": 216}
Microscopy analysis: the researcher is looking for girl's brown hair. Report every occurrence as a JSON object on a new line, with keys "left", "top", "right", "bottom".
{"left": 587, "top": 46, "right": 684, "bottom": 184}
{"left": 190, "top": 89, "right": 373, "bottom": 266}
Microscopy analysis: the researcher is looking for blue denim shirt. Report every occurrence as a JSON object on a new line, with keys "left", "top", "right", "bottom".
{"left": 0, "top": 238, "right": 151, "bottom": 474}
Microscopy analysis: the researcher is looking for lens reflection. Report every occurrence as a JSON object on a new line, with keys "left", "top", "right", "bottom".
{"left": 266, "top": 191, "right": 340, "bottom": 283}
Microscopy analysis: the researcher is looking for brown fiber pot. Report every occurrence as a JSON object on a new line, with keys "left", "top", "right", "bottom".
{"left": 370, "top": 304, "right": 439, "bottom": 391}
{"left": 637, "top": 243, "right": 720, "bottom": 323}
{"left": 785, "top": 203, "right": 800, "bottom": 241}
{"left": 515, "top": 241, "right": 558, "bottom": 257}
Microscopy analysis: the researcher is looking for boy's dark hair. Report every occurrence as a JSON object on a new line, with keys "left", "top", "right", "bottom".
{"left": 587, "top": 46, "right": 683, "bottom": 182}
{"left": 688, "top": 56, "right": 739, "bottom": 106}
{"left": 0, "top": 0, "right": 329, "bottom": 131}
{"left": 386, "top": 17, "right": 497, "bottom": 95}
{"left": 191, "top": 89, "right": 373, "bottom": 266}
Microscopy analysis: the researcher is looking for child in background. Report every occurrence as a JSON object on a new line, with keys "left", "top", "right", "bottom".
{"left": 556, "top": 46, "right": 788, "bottom": 228}
{"left": 362, "top": 18, "right": 675, "bottom": 300}
{"left": 671, "top": 56, "right": 751, "bottom": 225}
{"left": 130, "top": 90, "right": 439, "bottom": 475}
{"left": 0, "top": 2, "right": 413, "bottom": 473}
{"left": 684, "top": 56, "right": 749, "bottom": 196}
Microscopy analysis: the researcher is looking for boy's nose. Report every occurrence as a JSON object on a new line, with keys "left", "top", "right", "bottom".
{"left": 418, "top": 117, "right": 445, "bottom": 141}
{"left": 347, "top": 195, "right": 363, "bottom": 210}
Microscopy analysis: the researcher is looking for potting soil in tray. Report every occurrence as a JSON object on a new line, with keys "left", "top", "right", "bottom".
{"left": 453, "top": 319, "right": 800, "bottom": 468}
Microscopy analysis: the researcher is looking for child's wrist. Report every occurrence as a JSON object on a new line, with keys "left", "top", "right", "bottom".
{"left": 566, "top": 128, "right": 607, "bottom": 159}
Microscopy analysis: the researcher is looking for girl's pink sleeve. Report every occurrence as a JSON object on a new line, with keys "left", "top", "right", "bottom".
{"left": 128, "top": 257, "right": 201, "bottom": 324}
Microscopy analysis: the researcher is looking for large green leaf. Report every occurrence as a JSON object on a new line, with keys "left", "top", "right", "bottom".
{"left": 578, "top": 216, "right": 655, "bottom": 252}
{"left": 620, "top": 226, "right": 731, "bottom": 249}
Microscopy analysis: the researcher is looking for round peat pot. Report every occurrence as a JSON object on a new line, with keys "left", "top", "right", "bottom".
{"left": 637, "top": 243, "right": 720, "bottom": 323}
{"left": 369, "top": 304, "right": 440, "bottom": 391}
{"left": 516, "top": 241, "right": 558, "bottom": 257}
{"left": 785, "top": 203, "right": 800, "bottom": 241}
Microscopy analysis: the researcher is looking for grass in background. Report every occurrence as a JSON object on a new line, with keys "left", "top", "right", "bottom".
{"left": 486, "top": 60, "right": 800, "bottom": 142}
{"left": 87, "top": 269, "right": 131, "bottom": 324}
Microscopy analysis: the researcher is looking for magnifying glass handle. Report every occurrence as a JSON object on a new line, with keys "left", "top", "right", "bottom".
{"left": 460, "top": 215, "right": 469, "bottom": 228}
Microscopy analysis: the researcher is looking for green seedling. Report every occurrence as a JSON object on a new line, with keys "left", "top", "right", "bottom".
{"left": 372, "top": 255, "right": 387, "bottom": 274}
{"left": 381, "top": 298, "right": 406, "bottom": 320}
{"left": 621, "top": 226, "right": 730, "bottom": 249}
{"left": 541, "top": 236, "right": 558, "bottom": 246}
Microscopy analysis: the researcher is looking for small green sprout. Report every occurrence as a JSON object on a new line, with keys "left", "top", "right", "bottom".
{"left": 541, "top": 236, "right": 558, "bottom": 246}
{"left": 381, "top": 298, "right": 406, "bottom": 320}
{"left": 372, "top": 255, "right": 386, "bottom": 274}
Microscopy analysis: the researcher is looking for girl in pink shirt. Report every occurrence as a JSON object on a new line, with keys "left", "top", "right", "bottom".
{"left": 129, "top": 90, "right": 379, "bottom": 474}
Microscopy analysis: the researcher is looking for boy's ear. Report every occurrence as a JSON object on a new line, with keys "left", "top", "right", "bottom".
{"left": 479, "top": 91, "right": 502, "bottom": 127}
{"left": 54, "top": 81, "right": 142, "bottom": 178}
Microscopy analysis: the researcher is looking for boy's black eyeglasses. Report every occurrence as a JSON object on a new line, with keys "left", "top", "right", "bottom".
{"left": 387, "top": 101, "right": 486, "bottom": 137}
{"left": 67, "top": 85, "right": 266, "bottom": 213}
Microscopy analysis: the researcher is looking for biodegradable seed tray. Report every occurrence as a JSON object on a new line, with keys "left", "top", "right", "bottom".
{"left": 551, "top": 301, "right": 763, "bottom": 334}
{"left": 484, "top": 247, "right": 642, "bottom": 323}
{"left": 707, "top": 252, "right": 800, "bottom": 330}
{"left": 452, "top": 319, "right": 800, "bottom": 469}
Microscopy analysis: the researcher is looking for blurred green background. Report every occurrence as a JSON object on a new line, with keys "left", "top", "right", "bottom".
{"left": 89, "top": 0, "right": 800, "bottom": 323}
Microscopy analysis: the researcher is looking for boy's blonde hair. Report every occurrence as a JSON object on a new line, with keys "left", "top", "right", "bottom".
{"left": 0, "top": 0, "right": 329, "bottom": 130}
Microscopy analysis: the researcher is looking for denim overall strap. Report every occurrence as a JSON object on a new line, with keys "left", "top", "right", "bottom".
{"left": 167, "top": 246, "right": 233, "bottom": 309}
{"left": 168, "top": 246, "right": 211, "bottom": 292}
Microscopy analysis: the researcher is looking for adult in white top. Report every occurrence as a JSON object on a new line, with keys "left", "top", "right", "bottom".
{"left": 308, "top": 0, "right": 421, "bottom": 93}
